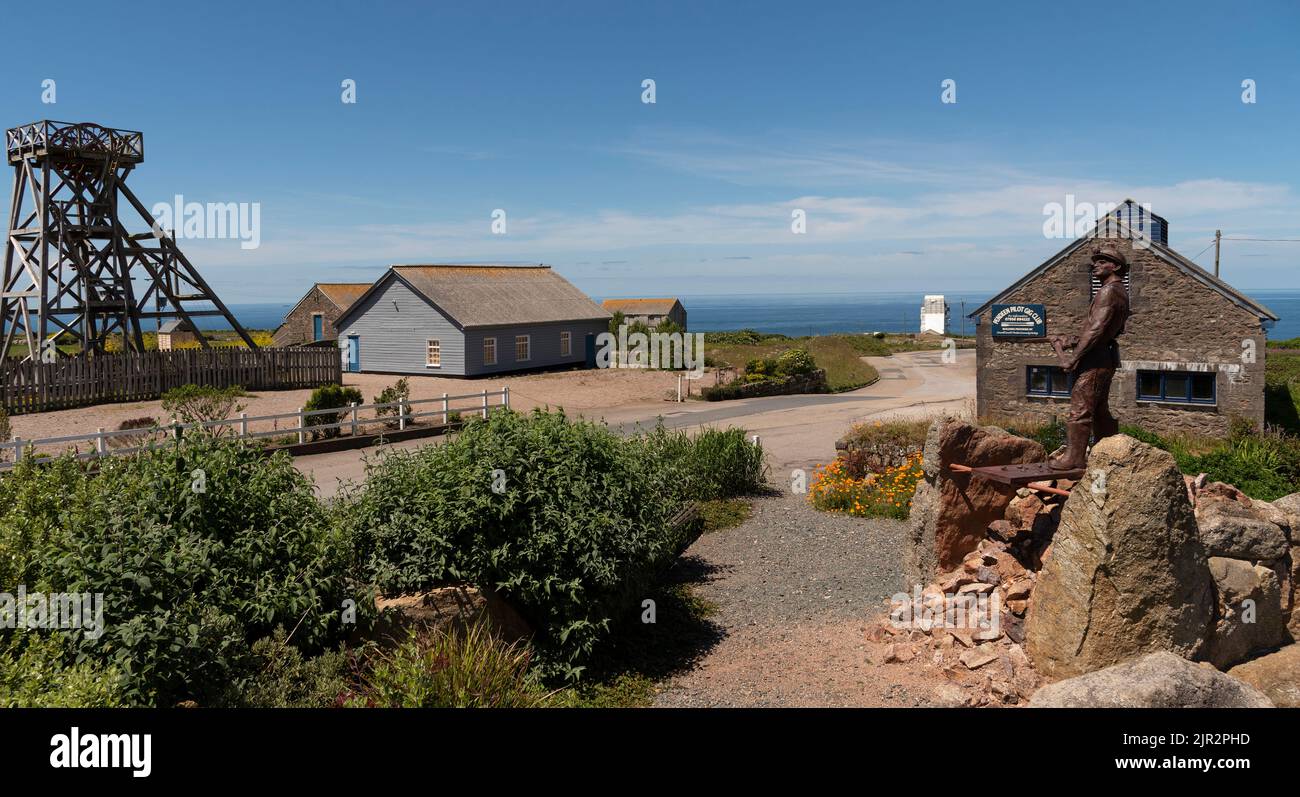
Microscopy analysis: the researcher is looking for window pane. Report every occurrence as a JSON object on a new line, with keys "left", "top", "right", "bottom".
{"left": 1050, "top": 369, "right": 1068, "bottom": 394}
{"left": 1029, "top": 368, "right": 1048, "bottom": 393}
{"left": 1138, "top": 372, "right": 1161, "bottom": 399}
{"left": 1191, "top": 373, "right": 1215, "bottom": 401}
{"left": 1164, "top": 374, "right": 1190, "bottom": 400}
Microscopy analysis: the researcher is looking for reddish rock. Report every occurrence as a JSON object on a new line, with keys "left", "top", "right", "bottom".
{"left": 883, "top": 643, "right": 916, "bottom": 664}
{"left": 960, "top": 645, "right": 1000, "bottom": 670}
{"left": 905, "top": 420, "right": 1047, "bottom": 586}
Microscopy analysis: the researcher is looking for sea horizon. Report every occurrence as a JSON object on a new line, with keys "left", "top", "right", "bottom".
{"left": 210, "top": 288, "right": 1300, "bottom": 341}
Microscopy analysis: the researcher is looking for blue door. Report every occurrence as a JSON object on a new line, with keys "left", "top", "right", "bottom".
{"left": 313, "top": 314, "right": 324, "bottom": 341}
{"left": 346, "top": 335, "right": 360, "bottom": 372}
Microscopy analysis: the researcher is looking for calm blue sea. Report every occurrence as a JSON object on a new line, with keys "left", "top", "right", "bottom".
{"left": 211, "top": 290, "right": 1300, "bottom": 341}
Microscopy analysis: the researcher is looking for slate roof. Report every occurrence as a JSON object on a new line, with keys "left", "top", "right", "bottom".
{"left": 338, "top": 264, "right": 611, "bottom": 329}
{"left": 601, "top": 298, "right": 681, "bottom": 315}
{"left": 316, "top": 283, "right": 371, "bottom": 311}
{"left": 968, "top": 214, "right": 1278, "bottom": 323}
{"left": 157, "top": 319, "right": 195, "bottom": 334}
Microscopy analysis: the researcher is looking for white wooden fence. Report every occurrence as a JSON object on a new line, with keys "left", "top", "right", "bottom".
{"left": 0, "top": 387, "right": 509, "bottom": 470}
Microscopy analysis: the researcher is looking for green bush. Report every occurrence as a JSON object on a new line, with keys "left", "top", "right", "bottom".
{"left": 0, "top": 439, "right": 373, "bottom": 706}
{"left": 1120, "top": 423, "right": 1299, "bottom": 501}
{"left": 342, "top": 409, "right": 762, "bottom": 679}
{"left": 347, "top": 624, "right": 548, "bottom": 708}
{"left": 373, "top": 378, "right": 410, "bottom": 429}
{"left": 160, "top": 384, "right": 247, "bottom": 431}
{"left": 774, "top": 348, "right": 816, "bottom": 376}
{"left": 232, "top": 633, "right": 354, "bottom": 708}
{"left": 304, "top": 384, "right": 364, "bottom": 439}
{"left": 0, "top": 634, "right": 126, "bottom": 708}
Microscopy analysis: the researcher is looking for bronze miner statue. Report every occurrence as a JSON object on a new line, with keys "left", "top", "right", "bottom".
{"left": 1047, "top": 243, "right": 1131, "bottom": 470}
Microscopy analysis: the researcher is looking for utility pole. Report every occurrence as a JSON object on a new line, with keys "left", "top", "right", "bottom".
{"left": 1214, "top": 229, "right": 1221, "bottom": 278}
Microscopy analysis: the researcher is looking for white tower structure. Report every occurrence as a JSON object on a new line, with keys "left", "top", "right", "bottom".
{"left": 920, "top": 295, "right": 948, "bottom": 335}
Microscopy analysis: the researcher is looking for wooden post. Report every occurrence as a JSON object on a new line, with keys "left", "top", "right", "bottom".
{"left": 677, "top": 374, "right": 683, "bottom": 402}
{"left": 96, "top": 427, "right": 106, "bottom": 456}
{"left": 12, "top": 437, "right": 22, "bottom": 463}
{"left": 349, "top": 402, "right": 358, "bottom": 436}
{"left": 502, "top": 385, "right": 510, "bottom": 410}
{"left": 481, "top": 389, "right": 488, "bottom": 419}
{"left": 239, "top": 412, "right": 248, "bottom": 438}
{"left": 398, "top": 399, "right": 407, "bottom": 431}
{"left": 297, "top": 407, "right": 306, "bottom": 444}
{"left": 442, "top": 392, "right": 449, "bottom": 425}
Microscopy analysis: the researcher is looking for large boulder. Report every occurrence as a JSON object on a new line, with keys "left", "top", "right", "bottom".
{"left": 1270, "top": 492, "right": 1300, "bottom": 536}
{"left": 1025, "top": 435, "right": 1214, "bottom": 680}
{"left": 904, "top": 420, "right": 1046, "bottom": 586}
{"left": 372, "top": 585, "right": 532, "bottom": 645}
{"left": 1205, "top": 557, "right": 1288, "bottom": 669}
{"left": 1227, "top": 645, "right": 1300, "bottom": 708}
{"left": 1196, "top": 493, "right": 1289, "bottom": 561}
{"left": 1029, "top": 652, "right": 1273, "bottom": 708}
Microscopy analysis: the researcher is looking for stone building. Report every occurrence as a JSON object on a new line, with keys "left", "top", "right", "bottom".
{"left": 272, "top": 283, "right": 370, "bottom": 347}
{"left": 968, "top": 202, "right": 1278, "bottom": 437}
{"left": 156, "top": 318, "right": 197, "bottom": 350}
{"left": 600, "top": 298, "right": 687, "bottom": 330}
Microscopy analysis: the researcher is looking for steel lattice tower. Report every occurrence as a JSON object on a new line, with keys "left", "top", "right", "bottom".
{"left": 2, "top": 120, "right": 255, "bottom": 361}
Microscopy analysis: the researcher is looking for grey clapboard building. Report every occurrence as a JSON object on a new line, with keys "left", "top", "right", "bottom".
{"left": 334, "top": 264, "right": 611, "bottom": 376}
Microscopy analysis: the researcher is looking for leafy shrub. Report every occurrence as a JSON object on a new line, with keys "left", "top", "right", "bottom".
{"left": 0, "top": 634, "right": 126, "bottom": 708}
{"left": 160, "top": 384, "right": 247, "bottom": 431}
{"left": 0, "top": 438, "right": 372, "bottom": 706}
{"left": 809, "top": 452, "right": 924, "bottom": 519}
{"left": 1120, "top": 423, "right": 1299, "bottom": 501}
{"left": 232, "top": 633, "right": 355, "bottom": 708}
{"left": 373, "top": 378, "right": 410, "bottom": 429}
{"left": 701, "top": 384, "right": 743, "bottom": 401}
{"left": 304, "top": 384, "right": 364, "bottom": 439}
{"left": 744, "top": 357, "right": 775, "bottom": 378}
{"left": 342, "top": 409, "right": 761, "bottom": 679}
{"left": 346, "top": 624, "right": 549, "bottom": 708}
{"left": 652, "top": 426, "right": 766, "bottom": 501}
{"left": 774, "top": 348, "right": 816, "bottom": 376}
{"left": 703, "top": 329, "right": 790, "bottom": 346}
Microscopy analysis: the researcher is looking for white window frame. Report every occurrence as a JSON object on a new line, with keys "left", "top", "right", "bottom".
{"left": 483, "top": 337, "right": 497, "bottom": 366}
{"left": 560, "top": 330, "right": 571, "bottom": 357}
{"left": 426, "top": 338, "right": 441, "bottom": 368}
{"left": 515, "top": 334, "right": 531, "bottom": 362}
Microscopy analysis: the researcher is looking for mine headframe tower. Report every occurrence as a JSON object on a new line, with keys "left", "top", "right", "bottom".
{"left": 1, "top": 120, "right": 256, "bottom": 362}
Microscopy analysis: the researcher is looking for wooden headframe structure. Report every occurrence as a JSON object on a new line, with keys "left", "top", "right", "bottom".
{"left": 1, "top": 120, "right": 255, "bottom": 361}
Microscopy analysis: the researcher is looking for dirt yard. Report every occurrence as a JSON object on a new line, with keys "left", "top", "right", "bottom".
{"left": 5, "top": 367, "right": 683, "bottom": 447}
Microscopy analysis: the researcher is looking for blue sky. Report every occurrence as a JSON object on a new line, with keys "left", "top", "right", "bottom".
{"left": 3, "top": 0, "right": 1298, "bottom": 303}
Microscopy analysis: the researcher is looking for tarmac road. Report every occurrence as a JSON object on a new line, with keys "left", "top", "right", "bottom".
{"left": 293, "top": 348, "right": 975, "bottom": 497}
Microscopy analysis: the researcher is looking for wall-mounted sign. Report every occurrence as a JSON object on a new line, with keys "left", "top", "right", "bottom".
{"left": 991, "top": 303, "right": 1046, "bottom": 338}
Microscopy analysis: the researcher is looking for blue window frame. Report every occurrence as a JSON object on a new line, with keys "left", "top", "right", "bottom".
{"left": 1137, "top": 370, "right": 1216, "bottom": 405}
{"left": 1026, "top": 365, "right": 1071, "bottom": 398}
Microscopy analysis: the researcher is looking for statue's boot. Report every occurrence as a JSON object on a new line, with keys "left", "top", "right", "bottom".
{"left": 1094, "top": 413, "right": 1119, "bottom": 440}
{"left": 1047, "top": 421, "right": 1090, "bottom": 470}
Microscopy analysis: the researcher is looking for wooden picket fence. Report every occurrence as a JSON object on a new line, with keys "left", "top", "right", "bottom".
{"left": 0, "top": 347, "right": 341, "bottom": 414}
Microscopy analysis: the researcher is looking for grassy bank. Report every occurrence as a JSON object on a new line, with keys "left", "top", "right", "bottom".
{"left": 706, "top": 330, "right": 967, "bottom": 393}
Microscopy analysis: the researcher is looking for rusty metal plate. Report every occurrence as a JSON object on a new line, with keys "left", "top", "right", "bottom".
{"left": 964, "top": 462, "right": 1085, "bottom": 485}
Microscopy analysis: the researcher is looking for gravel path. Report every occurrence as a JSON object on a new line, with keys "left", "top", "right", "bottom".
{"left": 652, "top": 491, "right": 959, "bottom": 708}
